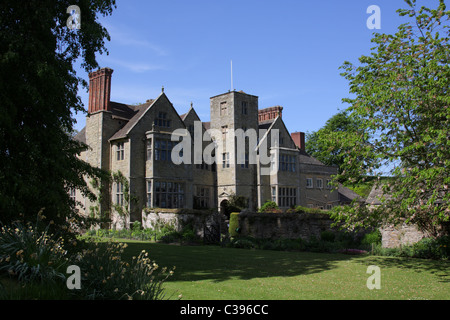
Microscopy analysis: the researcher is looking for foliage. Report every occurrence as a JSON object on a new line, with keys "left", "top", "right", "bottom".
{"left": 291, "top": 205, "right": 328, "bottom": 215}
{"left": 320, "top": 231, "right": 336, "bottom": 242}
{"left": 333, "top": 0, "right": 450, "bottom": 235}
{"left": 86, "top": 220, "right": 200, "bottom": 244}
{"left": 306, "top": 110, "right": 374, "bottom": 183}
{"left": 223, "top": 194, "right": 248, "bottom": 215}
{"left": 0, "top": 217, "right": 175, "bottom": 300}
{"left": 73, "top": 240, "right": 174, "bottom": 300}
{"left": 111, "top": 171, "right": 137, "bottom": 229}
{"left": 0, "top": 0, "right": 116, "bottom": 234}
{"left": 0, "top": 219, "right": 69, "bottom": 284}
{"left": 372, "top": 235, "right": 450, "bottom": 260}
{"left": 229, "top": 212, "right": 240, "bottom": 237}
{"left": 88, "top": 177, "right": 111, "bottom": 227}
{"left": 361, "top": 230, "right": 382, "bottom": 246}
{"left": 228, "top": 229, "right": 361, "bottom": 253}
{"left": 227, "top": 234, "right": 365, "bottom": 254}
{"left": 257, "top": 201, "right": 281, "bottom": 213}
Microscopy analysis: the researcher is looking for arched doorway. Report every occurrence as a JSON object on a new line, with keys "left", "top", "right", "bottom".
{"left": 220, "top": 199, "right": 230, "bottom": 220}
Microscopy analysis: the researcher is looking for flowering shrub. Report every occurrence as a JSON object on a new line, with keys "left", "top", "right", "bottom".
{"left": 0, "top": 217, "right": 175, "bottom": 300}
{"left": 74, "top": 240, "right": 174, "bottom": 300}
{"left": 0, "top": 221, "right": 68, "bottom": 283}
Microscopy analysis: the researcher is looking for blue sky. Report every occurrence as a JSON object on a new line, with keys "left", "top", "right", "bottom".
{"left": 73, "top": 0, "right": 427, "bottom": 135}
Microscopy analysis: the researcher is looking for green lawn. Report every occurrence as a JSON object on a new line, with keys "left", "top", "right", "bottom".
{"left": 120, "top": 241, "right": 450, "bottom": 300}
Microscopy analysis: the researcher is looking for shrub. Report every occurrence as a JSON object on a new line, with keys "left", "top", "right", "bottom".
{"left": 411, "top": 236, "right": 450, "bottom": 260}
{"left": 229, "top": 237, "right": 256, "bottom": 249}
{"left": 370, "top": 236, "right": 450, "bottom": 260}
{"left": 294, "top": 206, "right": 326, "bottom": 214}
{"left": 229, "top": 212, "right": 240, "bottom": 237}
{"left": 181, "top": 226, "right": 197, "bottom": 243}
{"left": 74, "top": 240, "right": 174, "bottom": 300}
{"left": 258, "top": 201, "right": 281, "bottom": 213}
{"left": 0, "top": 221, "right": 69, "bottom": 284}
{"left": 361, "top": 230, "right": 382, "bottom": 246}
{"left": 320, "top": 231, "right": 335, "bottom": 242}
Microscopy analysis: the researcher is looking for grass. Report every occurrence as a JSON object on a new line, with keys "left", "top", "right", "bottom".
{"left": 118, "top": 241, "right": 450, "bottom": 300}
{"left": 2, "top": 239, "right": 448, "bottom": 300}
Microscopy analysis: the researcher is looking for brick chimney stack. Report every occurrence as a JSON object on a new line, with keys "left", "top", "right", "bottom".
{"left": 291, "top": 132, "right": 306, "bottom": 151}
{"left": 88, "top": 68, "right": 114, "bottom": 114}
{"left": 258, "top": 106, "right": 283, "bottom": 122}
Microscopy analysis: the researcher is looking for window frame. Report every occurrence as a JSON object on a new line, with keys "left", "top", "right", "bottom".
{"left": 316, "top": 178, "right": 323, "bottom": 189}
{"left": 222, "top": 152, "right": 230, "bottom": 168}
{"left": 241, "top": 101, "right": 248, "bottom": 115}
{"left": 116, "top": 182, "right": 124, "bottom": 206}
{"left": 220, "top": 102, "right": 227, "bottom": 116}
{"left": 116, "top": 142, "right": 125, "bottom": 161}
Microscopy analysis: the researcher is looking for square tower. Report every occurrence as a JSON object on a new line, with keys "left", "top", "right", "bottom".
{"left": 210, "top": 91, "right": 259, "bottom": 210}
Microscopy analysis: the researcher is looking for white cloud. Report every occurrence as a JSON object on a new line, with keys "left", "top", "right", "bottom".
{"left": 100, "top": 56, "right": 165, "bottom": 73}
{"left": 104, "top": 22, "right": 168, "bottom": 56}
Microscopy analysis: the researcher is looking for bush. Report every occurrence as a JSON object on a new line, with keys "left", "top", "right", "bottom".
{"left": 361, "top": 230, "right": 382, "bottom": 246}
{"left": 74, "top": 240, "right": 174, "bottom": 300}
{"left": 370, "top": 236, "right": 450, "bottom": 260}
{"left": 0, "top": 221, "right": 69, "bottom": 284}
{"left": 0, "top": 220, "right": 176, "bottom": 300}
{"left": 229, "top": 212, "right": 240, "bottom": 237}
{"left": 411, "top": 236, "right": 450, "bottom": 260}
{"left": 294, "top": 206, "right": 325, "bottom": 214}
{"left": 320, "top": 231, "right": 335, "bottom": 242}
{"left": 229, "top": 237, "right": 256, "bottom": 249}
{"left": 258, "top": 201, "right": 281, "bottom": 213}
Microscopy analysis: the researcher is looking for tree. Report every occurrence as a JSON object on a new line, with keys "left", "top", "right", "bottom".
{"left": 332, "top": 0, "right": 450, "bottom": 236}
{"left": 306, "top": 110, "right": 374, "bottom": 184}
{"left": 0, "top": 1, "right": 116, "bottom": 233}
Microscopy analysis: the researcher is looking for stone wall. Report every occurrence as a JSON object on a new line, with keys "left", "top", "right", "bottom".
{"left": 142, "top": 209, "right": 221, "bottom": 237}
{"left": 236, "top": 211, "right": 339, "bottom": 240}
{"left": 380, "top": 224, "right": 428, "bottom": 248}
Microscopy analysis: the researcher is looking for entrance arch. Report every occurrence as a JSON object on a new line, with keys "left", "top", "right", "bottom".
{"left": 220, "top": 199, "right": 230, "bottom": 219}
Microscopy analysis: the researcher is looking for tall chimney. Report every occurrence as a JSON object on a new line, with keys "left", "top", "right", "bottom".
{"left": 88, "top": 68, "right": 114, "bottom": 114}
{"left": 291, "top": 132, "right": 306, "bottom": 151}
{"left": 258, "top": 106, "right": 283, "bottom": 122}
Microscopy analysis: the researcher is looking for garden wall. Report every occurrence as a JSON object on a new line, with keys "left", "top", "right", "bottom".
{"left": 379, "top": 224, "right": 428, "bottom": 248}
{"left": 236, "top": 211, "right": 340, "bottom": 240}
{"left": 142, "top": 209, "right": 222, "bottom": 237}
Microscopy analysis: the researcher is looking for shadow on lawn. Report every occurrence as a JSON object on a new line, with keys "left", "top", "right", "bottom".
{"left": 359, "top": 256, "right": 450, "bottom": 284}
{"left": 121, "top": 242, "right": 361, "bottom": 283}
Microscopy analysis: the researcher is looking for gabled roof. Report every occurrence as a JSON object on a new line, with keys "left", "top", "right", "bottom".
{"left": 73, "top": 126, "right": 86, "bottom": 144}
{"left": 109, "top": 92, "right": 187, "bottom": 142}
{"left": 109, "top": 99, "right": 155, "bottom": 141}
{"left": 256, "top": 117, "right": 278, "bottom": 151}
{"left": 366, "top": 184, "right": 387, "bottom": 205}
{"left": 256, "top": 115, "right": 333, "bottom": 167}
{"left": 181, "top": 104, "right": 201, "bottom": 123}
{"left": 256, "top": 116, "right": 299, "bottom": 151}
{"left": 338, "top": 183, "right": 363, "bottom": 203}
{"left": 109, "top": 101, "right": 144, "bottom": 120}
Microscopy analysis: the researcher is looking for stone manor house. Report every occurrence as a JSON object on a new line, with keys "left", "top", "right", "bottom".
{"left": 73, "top": 68, "right": 358, "bottom": 227}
